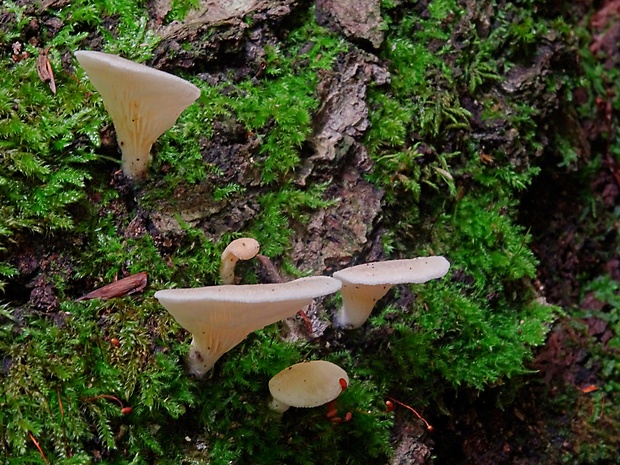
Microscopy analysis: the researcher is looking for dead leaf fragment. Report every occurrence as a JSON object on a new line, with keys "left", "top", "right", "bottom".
{"left": 11, "top": 42, "right": 28, "bottom": 62}
{"left": 37, "top": 47, "right": 56, "bottom": 94}
{"left": 514, "top": 407, "right": 525, "bottom": 421}
{"left": 76, "top": 272, "right": 148, "bottom": 301}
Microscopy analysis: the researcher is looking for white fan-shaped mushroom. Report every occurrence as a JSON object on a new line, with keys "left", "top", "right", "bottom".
{"left": 75, "top": 50, "right": 201, "bottom": 179}
{"left": 333, "top": 257, "right": 450, "bottom": 329}
{"left": 154, "top": 276, "right": 342, "bottom": 376}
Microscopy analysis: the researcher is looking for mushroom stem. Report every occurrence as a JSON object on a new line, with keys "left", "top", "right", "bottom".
{"left": 333, "top": 257, "right": 451, "bottom": 329}
{"left": 219, "top": 258, "right": 239, "bottom": 285}
{"left": 335, "top": 283, "right": 393, "bottom": 329}
{"left": 187, "top": 332, "right": 248, "bottom": 377}
{"left": 268, "top": 398, "right": 291, "bottom": 414}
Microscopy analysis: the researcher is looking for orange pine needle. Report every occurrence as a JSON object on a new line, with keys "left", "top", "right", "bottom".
{"left": 56, "top": 387, "right": 69, "bottom": 455}
{"left": 296, "top": 309, "right": 314, "bottom": 334}
{"left": 56, "top": 388, "right": 65, "bottom": 420}
{"left": 28, "top": 432, "right": 49, "bottom": 465}
{"left": 85, "top": 394, "right": 124, "bottom": 408}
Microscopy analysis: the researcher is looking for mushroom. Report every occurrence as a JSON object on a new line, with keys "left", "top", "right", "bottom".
{"left": 220, "top": 237, "right": 260, "bottom": 284}
{"left": 154, "top": 276, "right": 342, "bottom": 376}
{"left": 268, "top": 360, "right": 349, "bottom": 413}
{"left": 332, "top": 256, "right": 450, "bottom": 329}
{"left": 75, "top": 50, "right": 201, "bottom": 179}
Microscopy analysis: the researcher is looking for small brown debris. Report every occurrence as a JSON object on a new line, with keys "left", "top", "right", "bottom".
{"left": 76, "top": 272, "right": 148, "bottom": 301}
{"left": 11, "top": 42, "right": 28, "bottom": 62}
{"left": 36, "top": 47, "right": 56, "bottom": 94}
{"left": 296, "top": 309, "right": 314, "bottom": 334}
{"left": 326, "top": 408, "right": 339, "bottom": 418}
{"left": 514, "top": 407, "right": 526, "bottom": 421}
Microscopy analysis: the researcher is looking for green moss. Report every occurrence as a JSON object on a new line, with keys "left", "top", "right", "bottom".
{"left": 252, "top": 182, "right": 335, "bottom": 258}
{"left": 227, "top": 22, "right": 347, "bottom": 184}
{"left": 362, "top": 0, "right": 560, "bottom": 397}
{"left": 0, "top": 298, "right": 194, "bottom": 463}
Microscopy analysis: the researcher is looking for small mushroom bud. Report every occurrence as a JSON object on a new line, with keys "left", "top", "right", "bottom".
{"left": 219, "top": 237, "right": 260, "bottom": 285}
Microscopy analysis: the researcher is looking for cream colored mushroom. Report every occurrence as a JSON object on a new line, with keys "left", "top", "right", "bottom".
{"left": 268, "top": 360, "right": 349, "bottom": 413}
{"left": 220, "top": 237, "right": 260, "bottom": 284}
{"left": 75, "top": 50, "right": 201, "bottom": 179}
{"left": 332, "top": 256, "right": 450, "bottom": 329}
{"left": 154, "top": 276, "right": 342, "bottom": 376}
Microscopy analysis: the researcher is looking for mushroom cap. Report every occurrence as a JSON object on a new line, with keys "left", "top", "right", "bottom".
{"left": 333, "top": 257, "right": 450, "bottom": 286}
{"left": 269, "top": 360, "right": 348, "bottom": 409}
{"left": 75, "top": 50, "right": 201, "bottom": 178}
{"left": 154, "top": 276, "right": 342, "bottom": 375}
{"left": 221, "top": 237, "right": 260, "bottom": 261}
{"left": 333, "top": 257, "right": 450, "bottom": 329}
{"left": 155, "top": 276, "right": 341, "bottom": 320}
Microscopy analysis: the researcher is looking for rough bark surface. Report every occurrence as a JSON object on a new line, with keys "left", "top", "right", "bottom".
{"left": 316, "top": 0, "right": 385, "bottom": 48}
{"left": 150, "top": 0, "right": 298, "bottom": 71}
{"left": 292, "top": 49, "right": 389, "bottom": 274}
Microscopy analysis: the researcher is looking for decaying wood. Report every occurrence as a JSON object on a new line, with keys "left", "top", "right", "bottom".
{"left": 76, "top": 272, "right": 148, "bottom": 301}
{"left": 150, "top": 0, "right": 298, "bottom": 70}
{"left": 316, "top": 0, "right": 385, "bottom": 48}
{"left": 38, "top": 0, "right": 72, "bottom": 12}
{"left": 589, "top": 0, "right": 620, "bottom": 69}
{"left": 36, "top": 46, "right": 56, "bottom": 94}
{"left": 154, "top": 0, "right": 296, "bottom": 42}
{"left": 303, "top": 49, "right": 390, "bottom": 182}
{"left": 391, "top": 418, "right": 433, "bottom": 465}
{"left": 290, "top": 49, "right": 388, "bottom": 275}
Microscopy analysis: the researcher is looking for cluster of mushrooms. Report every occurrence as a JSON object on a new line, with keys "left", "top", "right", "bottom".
{"left": 75, "top": 51, "right": 451, "bottom": 414}
{"left": 157, "top": 237, "right": 450, "bottom": 413}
